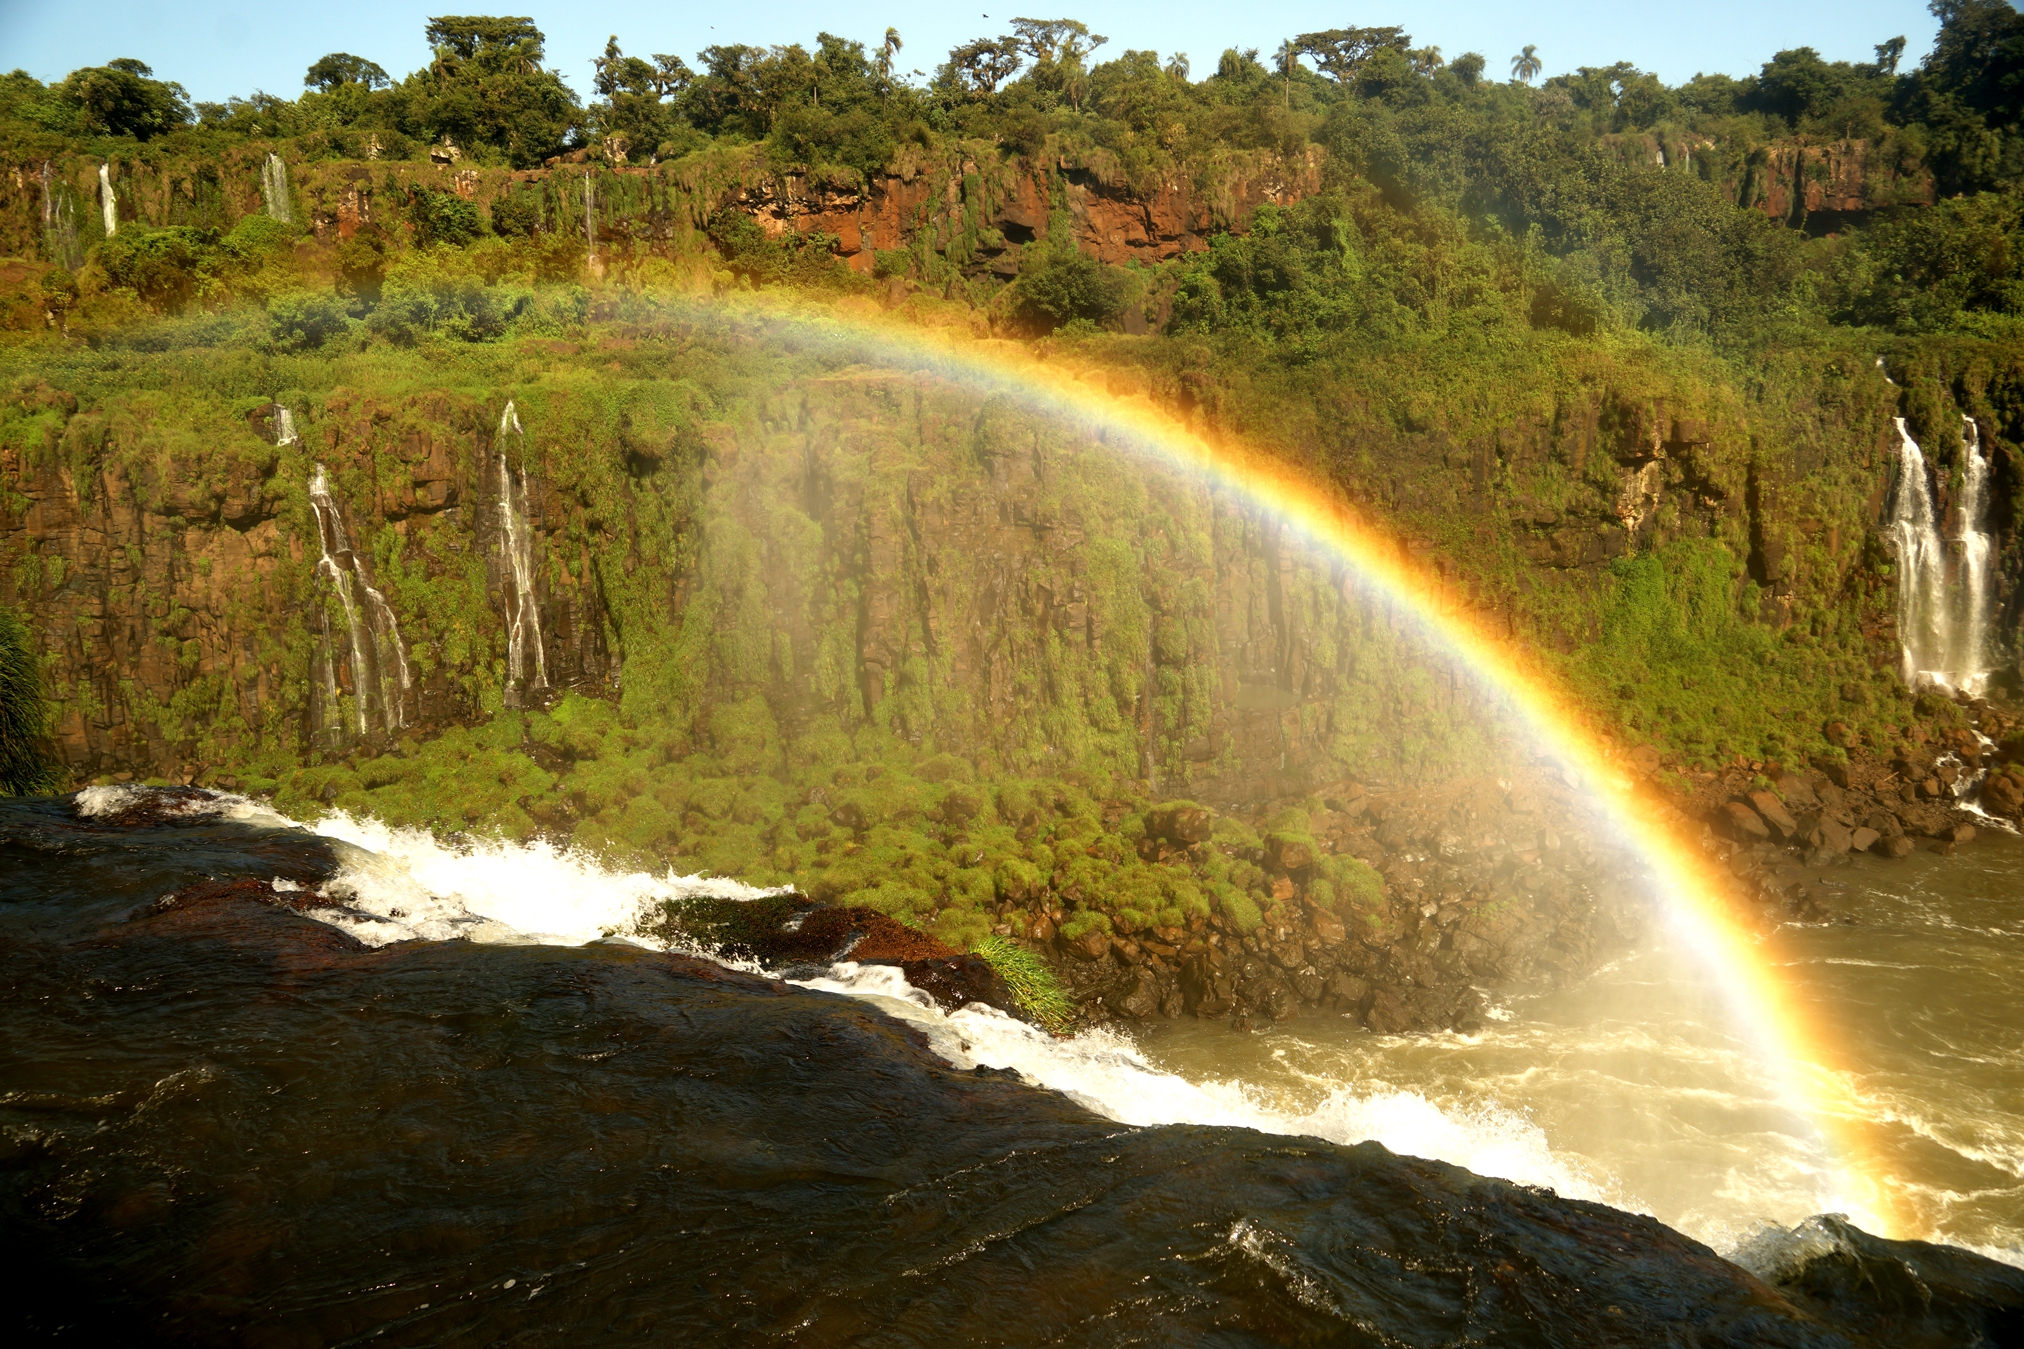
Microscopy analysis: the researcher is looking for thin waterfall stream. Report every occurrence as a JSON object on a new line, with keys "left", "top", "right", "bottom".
{"left": 96, "top": 162, "right": 115, "bottom": 237}
{"left": 261, "top": 152, "right": 292, "bottom": 223}
{"left": 307, "top": 464, "right": 411, "bottom": 737}
{"left": 496, "top": 401, "right": 547, "bottom": 707}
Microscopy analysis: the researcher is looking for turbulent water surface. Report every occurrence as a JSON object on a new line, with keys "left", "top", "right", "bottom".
{"left": 4, "top": 789, "right": 2021, "bottom": 1344}
{"left": 1131, "top": 829, "right": 2024, "bottom": 1262}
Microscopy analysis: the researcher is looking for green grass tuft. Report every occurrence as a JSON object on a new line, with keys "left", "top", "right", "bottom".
{"left": 971, "top": 935, "right": 1075, "bottom": 1033}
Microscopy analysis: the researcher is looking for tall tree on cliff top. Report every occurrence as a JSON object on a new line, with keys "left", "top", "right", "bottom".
{"left": 397, "top": 16, "right": 580, "bottom": 167}
{"left": 55, "top": 59, "right": 191, "bottom": 140}
{"left": 1010, "top": 18, "right": 1107, "bottom": 107}
{"left": 1511, "top": 44, "right": 1542, "bottom": 85}
{"left": 1896, "top": 0, "right": 2024, "bottom": 191}
{"left": 938, "top": 37, "right": 1024, "bottom": 97}
{"left": 592, "top": 37, "right": 692, "bottom": 157}
{"left": 1295, "top": 27, "right": 1410, "bottom": 85}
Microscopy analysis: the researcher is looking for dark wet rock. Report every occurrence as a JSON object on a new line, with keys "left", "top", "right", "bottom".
{"left": 1739, "top": 1214, "right": 2024, "bottom": 1349}
{"left": 68, "top": 785, "right": 227, "bottom": 829}
{"left": 1751, "top": 790, "right": 1801, "bottom": 838}
{"left": 647, "top": 894, "right": 1022, "bottom": 1019}
{"left": 1727, "top": 800, "right": 1773, "bottom": 841}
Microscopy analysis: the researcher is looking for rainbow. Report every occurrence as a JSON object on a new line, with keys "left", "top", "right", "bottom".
{"left": 660, "top": 293, "right": 1901, "bottom": 1236}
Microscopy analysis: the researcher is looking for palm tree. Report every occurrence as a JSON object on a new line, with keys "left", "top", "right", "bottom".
{"left": 877, "top": 27, "right": 903, "bottom": 88}
{"left": 1275, "top": 38, "right": 1299, "bottom": 108}
{"left": 1511, "top": 44, "right": 1541, "bottom": 85}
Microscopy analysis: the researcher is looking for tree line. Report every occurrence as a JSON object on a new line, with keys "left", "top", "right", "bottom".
{"left": 6, "top": 5, "right": 2024, "bottom": 342}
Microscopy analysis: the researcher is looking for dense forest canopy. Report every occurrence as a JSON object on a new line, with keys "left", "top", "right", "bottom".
{"left": 2, "top": 4, "right": 2023, "bottom": 350}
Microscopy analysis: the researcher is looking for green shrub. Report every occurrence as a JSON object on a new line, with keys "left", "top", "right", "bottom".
{"left": 98, "top": 225, "right": 213, "bottom": 310}
{"left": 222, "top": 214, "right": 296, "bottom": 259}
{"left": 1015, "top": 245, "right": 1125, "bottom": 331}
{"left": 268, "top": 291, "right": 350, "bottom": 350}
{"left": 405, "top": 186, "right": 484, "bottom": 249}
{"left": 490, "top": 189, "right": 542, "bottom": 239}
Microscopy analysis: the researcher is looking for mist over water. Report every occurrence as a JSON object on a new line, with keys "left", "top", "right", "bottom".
{"left": 277, "top": 801, "right": 2024, "bottom": 1265}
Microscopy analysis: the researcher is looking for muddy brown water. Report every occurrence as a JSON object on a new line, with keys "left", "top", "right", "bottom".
{"left": 1132, "top": 828, "right": 2024, "bottom": 1263}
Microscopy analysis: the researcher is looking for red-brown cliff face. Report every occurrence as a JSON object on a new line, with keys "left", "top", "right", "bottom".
{"left": 717, "top": 147, "right": 1326, "bottom": 275}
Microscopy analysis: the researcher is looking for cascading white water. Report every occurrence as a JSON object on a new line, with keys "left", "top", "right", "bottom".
{"left": 1956, "top": 415, "right": 1996, "bottom": 690}
{"left": 496, "top": 401, "right": 547, "bottom": 706}
{"left": 1890, "top": 418, "right": 1946, "bottom": 685}
{"left": 261, "top": 152, "right": 292, "bottom": 224}
{"left": 97, "top": 163, "right": 116, "bottom": 237}
{"left": 273, "top": 403, "right": 298, "bottom": 446}
{"left": 308, "top": 465, "right": 412, "bottom": 736}
{"left": 1890, "top": 416, "right": 1996, "bottom": 691}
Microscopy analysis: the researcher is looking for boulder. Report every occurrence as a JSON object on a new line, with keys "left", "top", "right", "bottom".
{"left": 1883, "top": 835, "right": 1916, "bottom": 860}
{"left": 1067, "top": 929, "right": 1112, "bottom": 961}
{"left": 1748, "top": 790, "right": 1800, "bottom": 838}
{"left": 1774, "top": 774, "right": 1820, "bottom": 810}
{"left": 1850, "top": 827, "right": 1881, "bottom": 853}
{"left": 1267, "top": 835, "right": 1315, "bottom": 873}
{"left": 1364, "top": 986, "right": 1417, "bottom": 1034}
{"left": 1104, "top": 968, "right": 1162, "bottom": 1020}
{"left": 1308, "top": 908, "right": 1348, "bottom": 946}
{"left": 1813, "top": 817, "right": 1852, "bottom": 855}
{"left": 1149, "top": 803, "right": 1215, "bottom": 845}
{"left": 1723, "top": 801, "right": 1771, "bottom": 841}
{"left": 1631, "top": 744, "right": 1662, "bottom": 776}
{"left": 1949, "top": 823, "right": 1977, "bottom": 845}
{"left": 1982, "top": 771, "right": 2024, "bottom": 817}
{"left": 1326, "top": 970, "right": 1371, "bottom": 1009}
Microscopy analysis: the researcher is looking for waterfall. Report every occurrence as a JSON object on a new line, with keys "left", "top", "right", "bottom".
{"left": 261, "top": 153, "right": 292, "bottom": 224}
{"left": 496, "top": 402, "right": 548, "bottom": 706}
{"left": 1956, "top": 415, "right": 1996, "bottom": 689}
{"left": 98, "top": 164, "right": 116, "bottom": 237}
{"left": 39, "top": 162, "right": 81, "bottom": 271}
{"left": 1888, "top": 416, "right": 1997, "bottom": 692}
{"left": 273, "top": 401, "right": 298, "bottom": 446}
{"left": 308, "top": 465, "right": 412, "bottom": 737}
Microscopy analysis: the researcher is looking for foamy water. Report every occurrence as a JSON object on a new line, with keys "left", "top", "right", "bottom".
{"left": 303, "top": 810, "right": 785, "bottom": 946}
{"left": 274, "top": 809, "right": 1641, "bottom": 1220}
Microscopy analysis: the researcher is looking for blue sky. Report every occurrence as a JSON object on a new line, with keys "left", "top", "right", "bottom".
{"left": 0, "top": 1, "right": 1941, "bottom": 103}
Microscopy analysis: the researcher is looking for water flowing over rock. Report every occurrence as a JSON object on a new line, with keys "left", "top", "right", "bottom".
{"left": 1956, "top": 415, "right": 1996, "bottom": 689}
{"left": 38, "top": 160, "right": 80, "bottom": 270}
{"left": 495, "top": 401, "right": 547, "bottom": 708}
{"left": 1889, "top": 417, "right": 1995, "bottom": 691}
{"left": 260, "top": 152, "right": 292, "bottom": 224}
{"left": 308, "top": 465, "right": 410, "bottom": 740}
{"left": 96, "top": 163, "right": 115, "bottom": 237}
{"left": 271, "top": 401, "right": 298, "bottom": 446}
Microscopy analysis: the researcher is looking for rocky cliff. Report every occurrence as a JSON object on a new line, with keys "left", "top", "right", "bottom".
{"left": 6, "top": 318, "right": 2022, "bottom": 1033}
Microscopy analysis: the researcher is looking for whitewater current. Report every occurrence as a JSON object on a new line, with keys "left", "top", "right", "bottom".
{"left": 115, "top": 792, "right": 2024, "bottom": 1267}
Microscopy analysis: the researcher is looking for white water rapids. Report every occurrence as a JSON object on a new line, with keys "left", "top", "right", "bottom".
{"left": 103, "top": 802, "right": 1980, "bottom": 1267}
